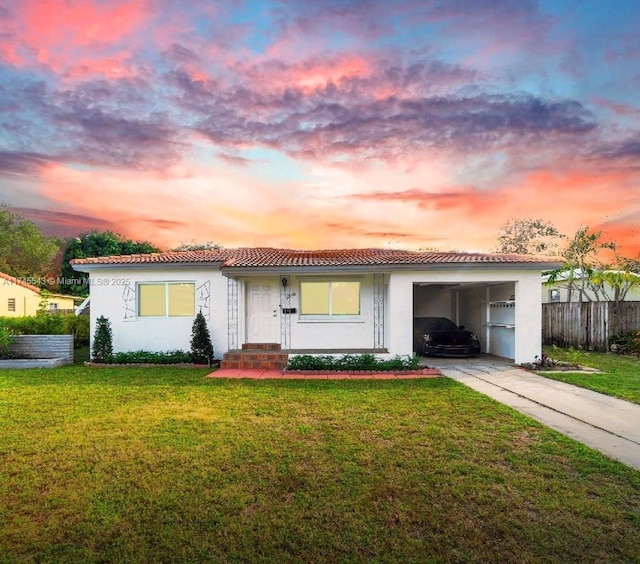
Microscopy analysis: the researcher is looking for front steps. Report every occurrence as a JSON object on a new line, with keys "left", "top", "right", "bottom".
{"left": 221, "top": 343, "right": 288, "bottom": 370}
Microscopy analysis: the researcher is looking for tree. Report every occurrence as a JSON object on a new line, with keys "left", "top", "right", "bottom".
{"left": 495, "top": 217, "right": 565, "bottom": 255}
{"left": 92, "top": 316, "right": 113, "bottom": 362}
{"left": 191, "top": 311, "right": 214, "bottom": 366}
{"left": 170, "top": 241, "right": 223, "bottom": 252}
{"left": 544, "top": 226, "right": 640, "bottom": 303}
{"left": 59, "top": 231, "right": 161, "bottom": 296}
{"left": 0, "top": 206, "right": 59, "bottom": 279}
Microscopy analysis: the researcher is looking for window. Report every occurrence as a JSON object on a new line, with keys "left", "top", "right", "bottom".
{"left": 549, "top": 289, "right": 561, "bottom": 302}
{"left": 49, "top": 303, "right": 59, "bottom": 310}
{"left": 300, "top": 280, "right": 360, "bottom": 316}
{"left": 138, "top": 282, "right": 195, "bottom": 317}
{"left": 7, "top": 298, "right": 15, "bottom": 312}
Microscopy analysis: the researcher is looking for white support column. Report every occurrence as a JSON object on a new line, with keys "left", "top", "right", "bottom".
{"left": 485, "top": 286, "right": 491, "bottom": 355}
{"left": 388, "top": 275, "right": 414, "bottom": 356}
{"left": 514, "top": 274, "right": 542, "bottom": 364}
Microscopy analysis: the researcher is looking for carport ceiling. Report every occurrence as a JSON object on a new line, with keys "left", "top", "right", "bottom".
{"left": 415, "top": 282, "right": 510, "bottom": 289}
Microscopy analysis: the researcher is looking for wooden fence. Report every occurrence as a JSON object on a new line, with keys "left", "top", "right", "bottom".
{"left": 542, "top": 301, "right": 640, "bottom": 351}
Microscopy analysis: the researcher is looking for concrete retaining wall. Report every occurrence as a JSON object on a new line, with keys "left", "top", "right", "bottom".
{"left": 9, "top": 335, "right": 74, "bottom": 363}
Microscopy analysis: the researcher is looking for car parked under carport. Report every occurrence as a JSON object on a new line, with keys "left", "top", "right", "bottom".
{"left": 413, "top": 316, "right": 481, "bottom": 357}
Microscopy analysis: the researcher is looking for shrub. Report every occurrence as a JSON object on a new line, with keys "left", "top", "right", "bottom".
{"left": 610, "top": 331, "right": 640, "bottom": 355}
{"left": 0, "top": 314, "right": 64, "bottom": 335}
{"left": 0, "top": 322, "right": 14, "bottom": 359}
{"left": 0, "top": 314, "right": 89, "bottom": 347}
{"left": 287, "top": 354, "right": 420, "bottom": 371}
{"left": 104, "top": 350, "right": 194, "bottom": 364}
{"left": 92, "top": 316, "right": 113, "bottom": 362}
{"left": 62, "top": 315, "right": 90, "bottom": 348}
{"left": 191, "top": 312, "right": 214, "bottom": 366}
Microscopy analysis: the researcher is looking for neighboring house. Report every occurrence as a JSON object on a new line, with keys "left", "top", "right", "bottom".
{"left": 542, "top": 269, "right": 640, "bottom": 303}
{"left": 71, "top": 248, "right": 560, "bottom": 364}
{"left": 0, "top": 272, "right": 81, "bottom": 316}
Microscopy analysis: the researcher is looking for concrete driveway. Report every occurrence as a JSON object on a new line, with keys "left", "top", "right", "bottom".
{"left": 427, "top": 355, "right": 640, "bottom": 471}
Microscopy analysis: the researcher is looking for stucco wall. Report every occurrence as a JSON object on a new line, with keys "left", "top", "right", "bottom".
{"left": 47, "top": 295, "right": 77, "bottom": 310}
{"left": 0, "top": 282, "right": 41, "bottom": 316}
{"left": 0, "top": 281, "right": 77, "bottom": 316}
{"left": 457, "top": 286, "right": 487, "bottom": 351}
{"left": 85, "top": 267, "right": 228, "bottom": 358}
{"left": 285, "top": 274, "right": 376, "bottom": 349}
{"left": 413, "top": 285, "right": 454, "bottom": 318}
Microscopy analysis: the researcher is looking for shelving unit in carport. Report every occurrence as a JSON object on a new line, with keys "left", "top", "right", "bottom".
{"left": 485, "top": 298, "right": 515, "bottom": 357}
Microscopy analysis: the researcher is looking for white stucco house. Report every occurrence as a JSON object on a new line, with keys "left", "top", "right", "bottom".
{"left": 71, "top": 247, "right": 561, "bottom": 365}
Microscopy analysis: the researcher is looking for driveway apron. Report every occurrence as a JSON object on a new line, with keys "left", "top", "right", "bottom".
{"left": 431, "top": 358, "right": 640, "bottom": 471}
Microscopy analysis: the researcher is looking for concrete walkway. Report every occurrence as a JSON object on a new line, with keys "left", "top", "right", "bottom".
{"left": 435, "top": 360, "right": 640, "bottom": 471}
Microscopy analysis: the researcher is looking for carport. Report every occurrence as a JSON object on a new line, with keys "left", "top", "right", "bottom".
{"left": 388, "top": 263, "right": 551, "bottom": 365}
{"left": 413, "top": 281, "right": 516, "bottom": 359}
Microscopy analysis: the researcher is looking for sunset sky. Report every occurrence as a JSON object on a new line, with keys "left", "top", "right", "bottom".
{"left": 1, "top": 0, "right": 639, "bottom": 255}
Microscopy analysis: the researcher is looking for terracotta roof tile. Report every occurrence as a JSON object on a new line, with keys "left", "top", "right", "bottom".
{"left": 0, "top": 271, "right": 41, "bottom": 293}
{"left": 71, "top": 247, "right": 560, "bottom": 268}
{"left": 70, "top": 249, "right": 236, "bottom": 265}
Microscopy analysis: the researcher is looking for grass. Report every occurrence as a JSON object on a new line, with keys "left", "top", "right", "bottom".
{"left": 542, "top": 346, "right": 640, "bottom": 404}
{"left": 0, "top": 366, "right": 639, "bottom": 562}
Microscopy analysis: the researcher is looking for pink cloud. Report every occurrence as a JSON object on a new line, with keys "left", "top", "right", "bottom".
{"left": 20, "top": 0, "right": 150, "bottom": 49}
{"left": 592, "top": 97, "right": 640, "bottom": 117}
{"left": 1, "top": 0, "right": 151, "bottom": 79}
{"left": 0, "top": 40, "right": 22, "bottom": 65}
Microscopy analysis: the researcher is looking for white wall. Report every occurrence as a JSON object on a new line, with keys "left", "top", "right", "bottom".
{"left": 273, "top": 274, "right": 377, "bottom": 350}
{"left": 413, "top": 285, "right": 454, "bottom": 317}
{"left": 84, "top": 267, "right": 228, "bottom": 358}
{"left": 389, "top": 269, "right": 543, "bottom": 364}
{"left": 457, "top": 286, "right": 487, "bottom": 350}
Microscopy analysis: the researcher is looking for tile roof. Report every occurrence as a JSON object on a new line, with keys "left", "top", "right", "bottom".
{"left": 71, "top": 247, "right": 560, "bottom": 268}
{"left": 70, "top": 249, "right": 237, "bottom": 265}
{"left": 0, "top": 271, "right": 41, "bottom": 293}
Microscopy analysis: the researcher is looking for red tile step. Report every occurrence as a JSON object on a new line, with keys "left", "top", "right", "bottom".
{"left": 221, "top": 345, "right": 288, "bottom": 370}
{"left": 242, "top": 343, "right": 282, "bottom": 350}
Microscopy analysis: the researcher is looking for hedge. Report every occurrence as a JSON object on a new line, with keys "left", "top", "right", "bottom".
{"left": 0, "top": 314, "right": 89, "bottom": 348}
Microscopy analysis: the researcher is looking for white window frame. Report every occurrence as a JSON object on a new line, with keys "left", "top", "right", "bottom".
{"left": 549, "top": 289, "right": 561, "bottom": 303}
{"left": 137, "top": 281, "right": 196, "bottom": 317}
{"left": 298, "top": 278, "right": 362, "bottom": 322}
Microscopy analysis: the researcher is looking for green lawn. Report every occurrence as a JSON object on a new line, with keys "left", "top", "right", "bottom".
{"left": 1, "top": 366, "right": 639, "bottom": 562}
{"left": 542, "top": 346, "right": 640, "bottom": 404}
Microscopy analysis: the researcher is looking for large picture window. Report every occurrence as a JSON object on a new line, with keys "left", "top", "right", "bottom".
{"left": 138, "top": 282, "right": 195, "bottom": 317}
{"left": 300, "top": 280, "right": 360, "bottom": 316}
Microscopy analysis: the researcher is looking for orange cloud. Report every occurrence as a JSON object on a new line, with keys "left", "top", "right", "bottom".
{"left": 24, "top": 148, "right": 640, "bottom": 257}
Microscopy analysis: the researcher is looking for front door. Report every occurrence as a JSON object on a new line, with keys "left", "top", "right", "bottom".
{"left": 247, "top": 279, "right": 280, "bottom": 343}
